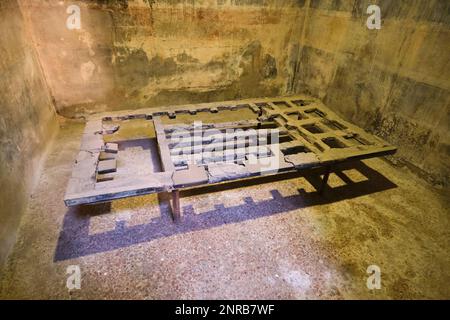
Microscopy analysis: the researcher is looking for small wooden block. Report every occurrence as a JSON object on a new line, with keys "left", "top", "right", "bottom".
{"left": 99, "top": 151, "right": 116, "bottom": 161}
{"left": 96, "top": 174, "right": 114, "bottom": 182}
{"left": 97, "top": 159, "right": 117, "bottom": 174}
{"left": 105, "top": 143, "right": 119, "bottom": 153}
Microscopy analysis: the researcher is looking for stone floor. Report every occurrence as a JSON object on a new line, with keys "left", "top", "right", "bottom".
{"left": 0, "top": 119, "right": 449, "bottom": 299}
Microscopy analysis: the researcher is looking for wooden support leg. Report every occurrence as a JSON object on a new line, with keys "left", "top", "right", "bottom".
{"left": 171, "top": 190, "right": 181, "bottom": 221}
{"left": 319, "top": 167, "right": 331, "bottom": 195}
{"left": 257, "top": 109, "right": 263, "bottom": 129}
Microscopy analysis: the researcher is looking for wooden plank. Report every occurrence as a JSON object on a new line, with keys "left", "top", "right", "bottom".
{"left": 153, "top": 116, "right": 175, "bottom": 172}
{"left": 168, "top": 131, "right": 290, "bottom": 155}
{"left": 207, "top": 163, "right": 251, "bottom": 183}
{"left": 167, "top": 128, "right": 288, "bottom": 149}
{"left": 171, "top": 145, "right": 273, "bottom": 167}
{"left": 99, "top": 151, "right": 116, "bottom": 161}
{"left": 172, "top": 165, "right": 209, "bottom": 188}
{"left": 105, "top": 142, "right": 119, "bottom": 153}
{"left": 164, "top": 119, "right": 261, "bottom": 134}
{"left": 97, "top": 159, "right": 117, "bottom": 174}
{"left": 64, "top": 172, "right": 173, "bottom": 206}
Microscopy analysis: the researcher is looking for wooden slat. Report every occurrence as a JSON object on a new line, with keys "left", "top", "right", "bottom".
{"left": 167, "top": 128, "right": 288, "bottom": 149}
{"left": 65, "top": 172, "right": 173, "bottom": 206}
{"left": 171, "top": 145, "right": 273, "bottom": 167}
{"left": 164, "top": 119, "right": 261, "bottom": 133}
{"left": 153, "top": 116, "right": 175, "bottom": 172}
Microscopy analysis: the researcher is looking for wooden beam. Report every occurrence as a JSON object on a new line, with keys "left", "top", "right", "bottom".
{"left": 153, "top": 116, "right": 175, "bottom": 172}
{"left": 171, "top": 190, "right": 181, "bottom": 221}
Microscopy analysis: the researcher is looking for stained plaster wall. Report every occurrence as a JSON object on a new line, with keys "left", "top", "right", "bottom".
{"left": 292, "top": 0, "right": 450, "bottom": 186}
{"left": 21, "top": 0, "right": 306, "bottom": 117}
{"left": 0, "top": 0, "right": 58, "bottom": 267}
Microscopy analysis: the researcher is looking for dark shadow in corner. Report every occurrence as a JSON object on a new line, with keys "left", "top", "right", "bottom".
{"left": 54, "top": 160, "right": 397, "bottom": 261}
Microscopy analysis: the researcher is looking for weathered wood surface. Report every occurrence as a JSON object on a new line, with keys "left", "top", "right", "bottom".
{"left": 64, "top": 95, "right": 397, "bottom": 207}
{"left": 153, "top": 116, "right": 176, "bottom": 173}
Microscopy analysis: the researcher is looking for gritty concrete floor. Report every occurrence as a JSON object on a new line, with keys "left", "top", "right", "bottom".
{"left": 0, "top": 118, "right": 449, "bottom": 299}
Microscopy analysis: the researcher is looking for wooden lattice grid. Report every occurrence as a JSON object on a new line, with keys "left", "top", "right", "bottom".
{"left": 64, "top": 95, "right": 396, "bottom": 214}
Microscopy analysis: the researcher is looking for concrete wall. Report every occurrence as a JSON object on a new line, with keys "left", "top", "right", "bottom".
{"left": 21, "top": 0, "right": 306, "bottom": 118}
{"left": 292, "top": 0, "right": 450, "bottom": 186}
{"left": 0, "top": 0, "right": 58, "bottom": 266}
